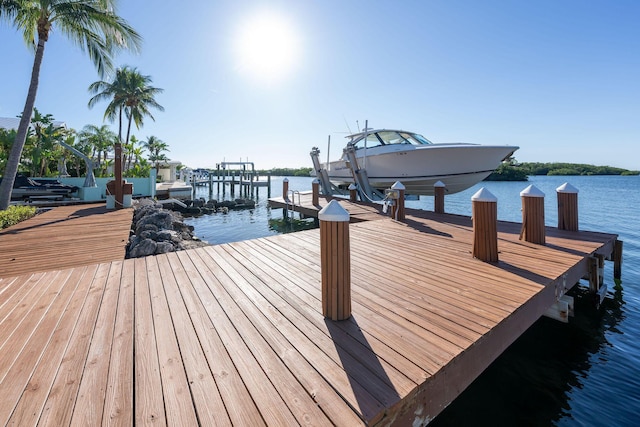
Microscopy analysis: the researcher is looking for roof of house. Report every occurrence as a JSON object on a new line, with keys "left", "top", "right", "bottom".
{"left": 0, "top": 116, "right": 66, "bottom": 130}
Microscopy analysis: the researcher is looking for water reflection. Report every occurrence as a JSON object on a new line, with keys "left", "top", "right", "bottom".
{"left": 268, "top": 216, "right": 318, "bottom": 234}
{"left": 430, "top": 281, "right": 626, "bottom": 427}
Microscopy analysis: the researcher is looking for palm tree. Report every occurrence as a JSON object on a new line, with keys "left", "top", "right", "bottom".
{"left": 88, "top": 66, "right": 164, "bottom": 147}
{"left": 143, "top": 135, "right": 170, "bottom": 170}
{"left": 0, "top": 0, "right": 141, "bottom": 210}
{"left": 78, "top": 124, "right": 117, "bottom": 176}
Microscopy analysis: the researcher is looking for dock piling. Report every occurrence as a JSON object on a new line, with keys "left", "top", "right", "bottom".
{"left": 390, "top": 181, "right": 405, "bottom": 221}
{"left": 318, "top": 200, "right": 351, "bottom": 321}
{"left": 557, "top": 182, "right": 579, "bottom": 231}
{"left": 312, "top": 179, "right": 320, "bottom": 206}
{"left": 613, "top": 240, "right": 623, "bottom": 279}
{"left": 349, "top": 183, "right": 358, "bottom": 202}
{"left": 471, "top": 188, "right": 499, "bottom": 262}
{"left": 520, "top": 184, "right": 546, "bottom": 245}
{"left": 434, "top": 181, "right": 446, "bottom": 213}
{"left": 283, "top": 178, "right": 289, "bottom": 200}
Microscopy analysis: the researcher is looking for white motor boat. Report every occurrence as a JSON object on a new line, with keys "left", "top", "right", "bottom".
{"left": 323, "top": 129, "right": 518, "bottom": 196}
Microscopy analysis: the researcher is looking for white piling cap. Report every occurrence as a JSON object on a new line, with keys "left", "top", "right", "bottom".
{"left": 434, "top": 180, "right": 446, "bottom": 188}
{"left": 391, "top": 181, "right": 405, "bottom": 190}
{"left": 348, "top": 183, "right": 357, "bottom": 190}
{"left": 283, "top": 177, "right": 289, "bottom": 182}
{"left": 312, "top": 178, "right": 320, "bottom": 184}
{"left": 318, "top": 200, "right": 350, "bottom": 222}
{"left": 556, "top": 182, "right": 579, "bottom": 193}
{"left": 520, "top": 184, "right": 545, "bottom": 198}
{"left": 471, "top": 187, "right": 497, "bottom": 202}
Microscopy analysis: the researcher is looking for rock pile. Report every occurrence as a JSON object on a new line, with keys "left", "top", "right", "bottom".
{"left": 126, "top": 199, "right": 209, "bottom": 258}
{"left": 162, "top": 197, "right": 256, "bottom": 217}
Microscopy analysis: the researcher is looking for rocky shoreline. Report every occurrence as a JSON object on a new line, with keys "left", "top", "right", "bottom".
{"left": 126, "top": 197, "right": 259, "bottom": 258}
{"left": 126, "top": 199, "right": 209, "bottom": 258}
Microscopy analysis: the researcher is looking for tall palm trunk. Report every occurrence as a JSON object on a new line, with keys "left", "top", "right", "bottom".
{"left": 0, "top": 37, "right": 46, "bottom": 210}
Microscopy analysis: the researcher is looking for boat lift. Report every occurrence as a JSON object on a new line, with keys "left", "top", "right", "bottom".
{"left": 309, "top": 145, "right": 384, "bottom": 202}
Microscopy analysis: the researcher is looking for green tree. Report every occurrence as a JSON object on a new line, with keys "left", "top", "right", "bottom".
{"left": 0, "top": 0, "right": 141, "bottom": 210}
{"left": 78, "top": 124, "right": 117, "bottom": 176}
{"left": 0, "top": 128, "right": 17, "bottom": 172}
{"left": 142, "top": 135, "right": 169, "bottom": 170}
{"left": 124, "top": 134, "right": 138, "bottom": 171}
{"left": 88, "top": 66, "right": 164, "bottom": 147}
{"left": 24, "top": 108, "right": 65, "bottom": 176}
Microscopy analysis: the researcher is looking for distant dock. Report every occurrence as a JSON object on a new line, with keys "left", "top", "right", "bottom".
{"left": 0, "top": 188, "right": 622, "bottom": 425}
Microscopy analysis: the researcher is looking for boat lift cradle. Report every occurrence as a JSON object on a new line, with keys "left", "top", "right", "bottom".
{"left": 309, "top": 146, "right": 384, "bottom": 202}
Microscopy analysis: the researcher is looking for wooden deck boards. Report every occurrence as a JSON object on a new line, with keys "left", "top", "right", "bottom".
{"left": 0, "top": 204, "right": 132, "bottom": 278}
{"left": 0, "top": 203, "right": 618, "bottom": 425}
{"left": 269, "top": 192, "right": 385, "bottom": 222}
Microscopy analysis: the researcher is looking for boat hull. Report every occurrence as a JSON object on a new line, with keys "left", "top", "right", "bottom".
{"left": 325, "top": 144, "right": 517, "bottom": 196}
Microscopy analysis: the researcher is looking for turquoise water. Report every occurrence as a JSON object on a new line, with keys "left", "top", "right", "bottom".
{"left": 186, "top": 175, "right": 640, "bottom": 426}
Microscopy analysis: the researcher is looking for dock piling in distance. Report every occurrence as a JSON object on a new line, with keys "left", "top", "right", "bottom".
{"left": 348, "top": 183, "right": 358, "bottom": 202}
{"left": 471, "top": 188, "right": 499, "bottom": 262}
{"left": 557, "top": 182, "right": 579, "bottom": 231}
{"left": 390, "top": 181, "right": 406, "bottom": 221}
{"left": 318, "top": 200, "right": 351, "bottom": 321}
{"left": 312, "top": 179, "right": 320, "bottom": 206}
{"left": 613, "top": 240, "right": 623, "bottom": 279}
{"left": 434, "top": 180, "right": 446, "bottom": 213}
{"left": 520, "top": 184, "right": 546, "bottom": 245}
{"left": 283, "top": 178, "right": 289, "bottom": 200}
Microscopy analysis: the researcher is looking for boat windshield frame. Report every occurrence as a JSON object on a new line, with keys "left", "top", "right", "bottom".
{"left": 348, "top": 130, "right": 433, "bottom": 149}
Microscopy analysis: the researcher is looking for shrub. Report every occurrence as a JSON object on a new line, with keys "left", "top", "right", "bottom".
{"left": 0, "top": 205, "right": 37, "bottom": 229}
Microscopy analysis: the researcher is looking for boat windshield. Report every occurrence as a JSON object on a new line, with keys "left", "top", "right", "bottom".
{"left": 351, "top": 131, "right": 433, "bottom": 149}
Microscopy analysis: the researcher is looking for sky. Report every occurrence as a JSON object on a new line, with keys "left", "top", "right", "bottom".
{"left": 1, "top": 0, "right": 639, "bottom": 170}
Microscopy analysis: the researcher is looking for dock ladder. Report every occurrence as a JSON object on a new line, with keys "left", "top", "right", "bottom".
{"left": 285, "top": 190, "right": 301, "bottom": 220}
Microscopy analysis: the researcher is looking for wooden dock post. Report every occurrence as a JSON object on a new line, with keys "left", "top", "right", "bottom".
{"left": 471, "top": 188, "right": 498, "bottom": 262}
{"left": 390, "top": 181, "right": 405, "bottom": 221}
{"left": 283, "top": 178, "right": 289, "bottom": 200}
{"left": 520, "top": 184, "right": 546, "bottom": 245}
{"left": 318, "top": 200, "right": 351, "bottom": 321}
{"left": 114, "top": 142, "right": 123, "bottom": 209}
{"left": 557, "top": 182, "right": 579, "bottom": 231}
{"left": 312, "top": 178, "right": 320, "bottom": 206}
{"left": 613, "top": 240, "right": 623, "bottom": 279}
{"left": 434, "top": 180, "right": 446, "bottom": 213}
{"left": 349, "top": 183, "right": 357, "bottom": 202}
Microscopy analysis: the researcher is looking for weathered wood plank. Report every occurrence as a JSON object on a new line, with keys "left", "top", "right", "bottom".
{"left": 102, "top": 259, "right": 135, "bottom": 425}
{"left": 7, "top": 265, "right": 97, "bottom": 426}
{"left": 133, "top": 257, "right": 166, "bottom": 426}
{"left": 0, "top": 267, "right": 80, "bottom": 425}
{"left": 70, "top": 261, "right": 123, "bottom": 426}
{"left": 36, "top": 263, "right": 111, "bottom": 427}
{"left": 144, "top": 255, "right": 199, "bottom": 426}
{"left": 170, "top": 251, "right": 266, "bottom": 426}
{"left": 181, "top": 247, "right": 312, "bottom": 426}
{"left": 157, "top": 252, "right": 231, "bottom": 427}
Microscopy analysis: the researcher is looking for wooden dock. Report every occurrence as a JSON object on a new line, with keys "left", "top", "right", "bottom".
{"left": 0, "top": 200, "right": 619, "bottom": 425}
{"left": 269, "top": 191, "right": 385, "bottom": 222}
{"left": 0, "top": 204, "right": 132, "bottom": 278}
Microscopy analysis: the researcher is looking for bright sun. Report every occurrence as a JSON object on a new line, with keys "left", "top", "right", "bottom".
{"left": 235, "top": 12, "right": 300, "bottom": 83}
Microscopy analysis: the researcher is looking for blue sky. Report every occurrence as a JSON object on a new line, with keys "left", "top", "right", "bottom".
{"left": 1, "top": 0, "right": 638, "bottom": 170}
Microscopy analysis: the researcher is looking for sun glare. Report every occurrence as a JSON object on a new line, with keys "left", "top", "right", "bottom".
{"left": 235, "top": 12, "right": 300, "bottom": 83}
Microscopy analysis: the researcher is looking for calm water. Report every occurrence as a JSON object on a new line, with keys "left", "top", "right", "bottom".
{"left": 186, "top": 175, "right": 640, "bottom": 426}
